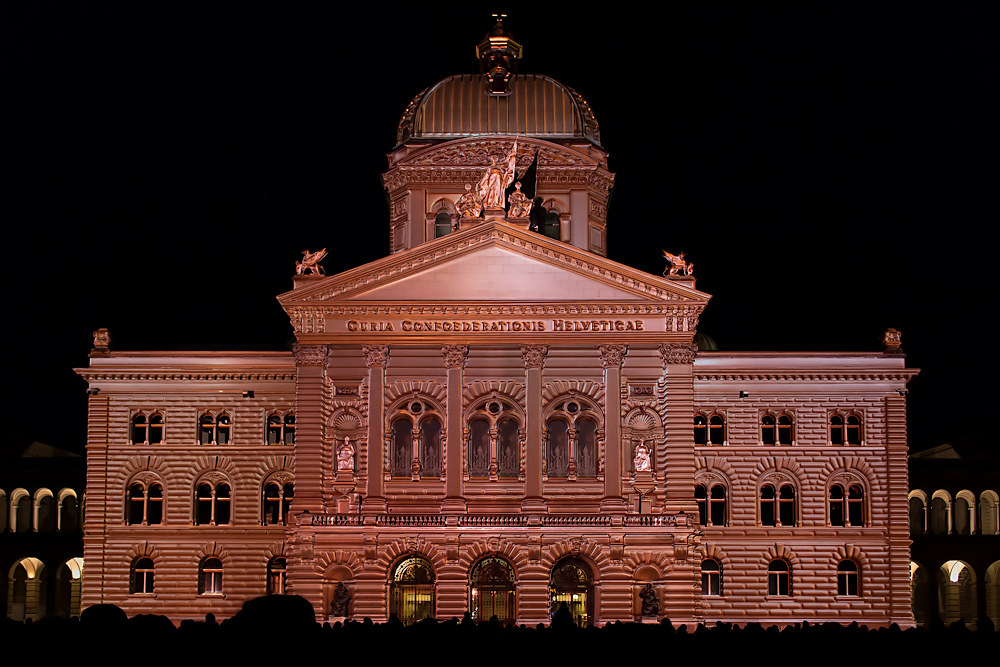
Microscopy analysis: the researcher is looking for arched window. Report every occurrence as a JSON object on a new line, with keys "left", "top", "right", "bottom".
{"left": 389, "top": 557, "right": 435, "bottom": 625}
{"left": 761, "top": 413, "right": 793, "bottom": 445}
{"left": 909, "top": 493, "right": 926, "bottom": 535}
{"left": 546, "top": 419, "right": 569, "bottom": 478}
{"left": 11, "top": 489, "right": 30, "bottom": 533}
{"left": 390, "top": 400, "right": 444, "bottom": 480}
{"left": 695, "top": 483, "right": 728, "bottom": 526}
{"left": 0, "top": 490, "right": 7, "bottom": 532}
{"left": 199, "top": 412, "right": 231, "bottom": 445}
{"left": 830, "top": 482, "right": 865, "bottom": 526}
{"left": 929, "top": 494, "right": 950, "bottom": 534}
{"left": 768, "top": 560, "right": 790, "bottom": 596}
{"left": 200, "top": 557, "right": 223, "bottom": 595}
{"left": 194, "top": 482, "right": 231, "bottom": 526}
{"left": 127, "top": 481, "right": 163, "bottom": 525}
{"left": 543, "top": 210, "right": 561, "bottom": 240}
{"left": 131, "top": 558, "right": 155, "bottom": 594}
{"left": 761, "top": 483, "right": 796, "bottom": 527}
{"left": 57, "top": 489, "right": 80, "bottom": 532}
{"left": 434, "top": 210, "right": 452, "bottom": 238}
{"left": 469, "top": 556, "right": 516, "bottom": 623}
{"left": 34, "top": 489, "right": 55, "bottom": 532}
{"left": 694, "top": 414, "right": 726, "bottom": 445}
{"left": 468, "top": 398, "right": 522, "bottom": 480}
{"left": 262, "top": 481, "right": 294, "bottom": 525}
{"left": 701, "top": 559, "right": 721, "bottom": 596}
{"left": 267, "top": 557, "right": 286, "bottom": 595}
{"left": 131, "top": 412, "right": 164, "bottom": 445}
{"left": 550, "top": 558, "right": 593, "bottom": 627}
{"left": 954, "top": 491, "right": 974, "bottom": 535}
{"left": 980, "top": 491, "right": 999, "bottom": 535}
{"left": 266, "top": 413, "right": 295, "bottom": 445}
{"left": 837, "top": 561, "right": 859, "bottom": 596}
{"left": 545, "top": 398, "right": 600, "bottom": 480}
{"left": 830, "top": 413, "right": 863, "bottom": 445}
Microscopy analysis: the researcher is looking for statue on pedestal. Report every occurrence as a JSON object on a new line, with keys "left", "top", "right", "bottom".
{"left": 337, "top": 437, "right": 355, "bottom": 472}
{"left": 633, "top": 441, "right": 651, "bottom": 472}
{"left": 296, "top": 248, "right": 328, "bottom": 276}
{"left": 639, "top": 583, "right": 659, "bottom": 616}
{"left": 456, "top": 183, "right": 484, "bottom": 218}
{"left": 507, "top": 182, "right": 531, "bottom": 219}
{"left": 331, "top": 582, "right": 351, "bottom": 617}
{"left": 662, "top": 250, "right": 693, "bottom": 277}
{"left": 477, "top": 138, "right": 519, "bottom": 210}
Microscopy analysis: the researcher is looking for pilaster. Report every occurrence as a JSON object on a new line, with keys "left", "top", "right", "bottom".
{"left": 362, "top": 345, "right": 389, "bottom": 514}
{"left": 521, "top": 344, "right": 547, "bottom": 512}
{"left": 81, "top": 393, "right": 110, "bottom": 609}
{"left": 660, "top": 343, "right": 698, "bottom": 513}
{"left": 886, "top": 393, "right": 916, "bottom": 626}
{"left": 293, "top": 345, "right": 328, "bottom": 515}
{"left": 442, "top": 345, "right": 469, "bottom": 513}
{"left": 600, "top": 344, "right": 628, "bottom": 513}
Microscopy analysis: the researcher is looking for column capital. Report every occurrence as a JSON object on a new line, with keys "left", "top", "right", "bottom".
{"left": 361, "top": 344, "right": 390, "bottom": 369}
{"left": 599, "top": 344, "right": 628, "bottom": 369}
{"left": 441, "top": 344, "right": 470, "bottom": 370}
{"left": 520, "top": 344, "right": 548, "bottom": 370}
{"left": 659, "top": 342, "right": 697, "bottom": 367}
{"left": 293, "top": 344, "right": 329, "bottom": 367}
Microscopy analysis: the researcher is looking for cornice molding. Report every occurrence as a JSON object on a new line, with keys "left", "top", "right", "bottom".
{"left": 281, "top": 223, "right": 709, "bottom": 306}
{"left": 77, "top": 372, "right": 296, "bottom": 382}
{"left": 694, "top": 371, "right": 920, "bottom": 382}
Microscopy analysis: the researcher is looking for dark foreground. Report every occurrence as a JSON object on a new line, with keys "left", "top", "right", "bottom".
{"left": 2, "top": 597, "right": 996, "bottom": 662}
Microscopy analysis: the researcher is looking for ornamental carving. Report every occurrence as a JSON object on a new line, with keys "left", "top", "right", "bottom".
{"left": 520, "top": 344, "right": 548, "bottom": 370}
{"left": 407, "top": 139, "right": 588, "bottom": 168}
{"left": 599, "top": 344, "right": 628, "bottom": 369}
{"left": 132, "top": 472, "right": 161, "bottom": 486}
{"left": 441, "top": 344, "right": 470, "bottom": 370}
{"left": 763, "top": 473, "right": 791, "bottom": 486}
{"left": 833, "top": 473, "right": 861, "bottom": 486}
{"left": 363, "top": 535, "right": 378, "bottom": 563}
{"left": 293, "top": 344, "right": 329, "bottom": 366}
{"left": 456, "top": 184, "right": 483, "bottom": 218}
{"left": 659, "top": 343, "right": 697, "bottom": 366}
{"left": 92, "top": 328, "right": 111, "bottom": 350}
{"left": 198, "top": 471, "right": 229, "bottom": 486}
{"left": 362, "top": 345, "right": 390, "bottom": 369}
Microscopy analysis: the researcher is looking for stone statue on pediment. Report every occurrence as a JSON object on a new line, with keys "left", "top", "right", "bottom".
{"left": 662, "top": 250, "right": 693, "bottom": 277}
{"left": 456, "top": 183, "right": 483, "bottom": 218}
{"left": 507, "top": 181, "right": 531, "bottom": 219}
{"left": 296, "top": 248, "right": 327, "bottom": 276}
{"left": 477, "top": 138, "right": 519, "bottom": 210}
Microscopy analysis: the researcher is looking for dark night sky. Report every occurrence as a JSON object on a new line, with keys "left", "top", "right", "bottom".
{"left": 5, "top": 4, "right": 997, "bottom": 455}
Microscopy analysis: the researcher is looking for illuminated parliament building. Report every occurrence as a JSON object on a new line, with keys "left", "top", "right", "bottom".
{"left": 74, "top": 23, "right": 920, "bottom": 627}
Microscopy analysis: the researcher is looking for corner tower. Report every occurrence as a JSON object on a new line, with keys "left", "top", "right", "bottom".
{"left": 385, "top": 18, "right": 614, "bottom": 256}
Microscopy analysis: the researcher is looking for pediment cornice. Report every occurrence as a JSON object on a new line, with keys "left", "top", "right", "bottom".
{"left": 279, "top": 221, "right": 710, "bottom": 306}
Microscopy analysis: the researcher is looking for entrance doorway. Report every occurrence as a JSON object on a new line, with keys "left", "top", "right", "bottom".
{"left": 470, "top": 556, "right": 516, "bottom": 623}
{"left": 389, "top": 557, "right": 435, "bottom": 625}
{"left": 549, "top": 557, "right": 594, "bottom": 627}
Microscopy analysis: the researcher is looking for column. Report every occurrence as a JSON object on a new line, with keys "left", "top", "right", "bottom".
{"left": 521, "top": 344, "right": 547, "bottom": 512}
{"left": 659, "top": 343, "right": 698, "bottom": 513}
{"left": 293, "top": 345, "right": 329, "bottom": 515}
{"left": 600, "top": 344, "right": 628, "bottom": 513}
{"left": 362, "top": 345, "right": 389, "bottom": 514}
{"left": 441, "top": 345, "right": 469, "bottom": 513}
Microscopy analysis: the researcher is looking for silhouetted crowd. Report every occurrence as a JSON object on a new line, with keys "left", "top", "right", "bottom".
{"left": 2, "top": 597, "right": 995, "bottom": 662}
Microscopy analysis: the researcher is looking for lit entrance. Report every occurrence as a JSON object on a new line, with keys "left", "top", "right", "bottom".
{"left": 389, "top": 557, "right": 435, "bottom": 625}
{"left": 550, "top": 558, "right": 594, "bottom": 627}
{"left": 470, "top": 556, "right": 515, "bottom": 623}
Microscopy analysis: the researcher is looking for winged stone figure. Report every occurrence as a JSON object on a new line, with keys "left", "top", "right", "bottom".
{"left": 296, "top": 248, "right": 328, "bottom": 276}
{"left": 662, "top": 250, "right": 694, "bottom": 277}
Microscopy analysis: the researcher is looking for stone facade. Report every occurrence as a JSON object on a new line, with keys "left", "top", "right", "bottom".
{"left": 74, "top": 26, "right": 920, "bottom": 627}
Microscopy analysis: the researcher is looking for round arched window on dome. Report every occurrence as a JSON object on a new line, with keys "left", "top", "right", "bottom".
{"left": 470, "top": 557, "right": 516, "bottom": 623}
{"left": 390, "top": 557, "right": 435, "bottom": 625}
{"left": 549, "top": 557, "right": 593, "bottom": 627}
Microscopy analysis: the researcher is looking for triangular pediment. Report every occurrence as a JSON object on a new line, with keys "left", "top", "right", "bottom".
{"left": 278, "top": 220, "right": 710, "bottom": 306}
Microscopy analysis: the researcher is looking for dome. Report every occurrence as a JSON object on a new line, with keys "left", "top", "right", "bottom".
{"left": 397, "top": 74, "right": 601, "bottom": 147}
